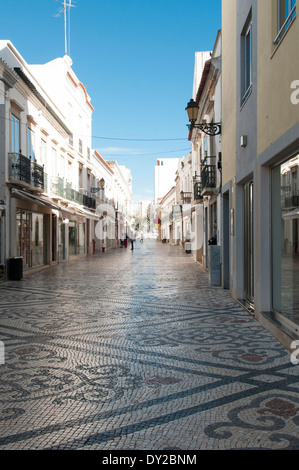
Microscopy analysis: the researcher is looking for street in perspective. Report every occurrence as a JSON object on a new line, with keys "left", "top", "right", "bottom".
{"left": 0, "top": 0, "right": 299, "bottom": 455}
{"left": 0, "top": 239, "right": 299, "bottom": 451}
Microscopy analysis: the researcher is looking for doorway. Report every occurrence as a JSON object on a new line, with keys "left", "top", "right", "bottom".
{"left": 52, "top": 214, "right": 57, "bottom": 262}
{"left": 222, "top": 193, "right": 230, "bottom": 289}
{"left": 244, "top": 181, "right": 254, "bottom": 305}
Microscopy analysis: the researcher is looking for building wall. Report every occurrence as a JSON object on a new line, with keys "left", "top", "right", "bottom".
{"left": 159, "top": 187, "right": 176, "bottom": 242}
{"left": 0, "top": 41, "right": 134, "bottom": 276}
{"left": 221, "top": 0, "right": 237, "bottom": 189}
{"left": 154, "top": 158, "right": 179, "bottom": 203}
{"left": 257, "top": 0, "right": 298, "bottom": 156}
{"left": 221, "top": 0, "right": 299, "bottom": 350}
{"left": 255, "top": 0, "right": 299, "bottom": 347}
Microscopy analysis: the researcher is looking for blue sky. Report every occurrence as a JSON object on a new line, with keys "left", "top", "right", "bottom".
{"left": 0, "top": 0, "right": 221, "bottom": 207}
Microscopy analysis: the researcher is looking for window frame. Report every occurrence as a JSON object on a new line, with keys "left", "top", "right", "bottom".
{"left": 27, "top": 127, "right": 35, "bottom": 161}
{"left": 274, "top": 0, "right": 296, "bottom": 45}
{"left": 241, "top": 17, "right": 253, "bottom": 106}
{"left": 11, "top": 114, "right": 20, "bottom": 153}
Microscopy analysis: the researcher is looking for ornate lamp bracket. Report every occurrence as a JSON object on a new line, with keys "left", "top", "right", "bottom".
{"left": 187, "top": 122, "right": 222, "bottom": 136}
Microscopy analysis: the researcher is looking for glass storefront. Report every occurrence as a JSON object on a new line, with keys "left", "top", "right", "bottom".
{"left": 68, "top": 220, "right": 86, "bottom": 256}
{"left": 16, "top": 210, "right": 45, "bottom": 268}
{"left": 78, "top": 222, "right": 85, "bottom": 254}
{"left": 16, "top": 211, "right": 87, "bottom": 267}
{"left": 68, "top": 221, "right": 76, "bottom": 256}
{"left": 272, "top": 153, "right": 299, "bottom": 329}
{"left": 58, "top": 219, "right": 66, "bottom": 261}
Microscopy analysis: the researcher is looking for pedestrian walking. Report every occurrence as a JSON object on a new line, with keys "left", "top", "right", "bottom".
{"left": 140, "top": 232, "right": 144, "bottom": 243}
{"left": 130, "top": 233, "right": 136, "bottom": 250}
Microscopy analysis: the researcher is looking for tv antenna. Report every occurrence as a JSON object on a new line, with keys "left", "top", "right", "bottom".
{"left": 55, "top": 0, "right": 76, "bottom": 57}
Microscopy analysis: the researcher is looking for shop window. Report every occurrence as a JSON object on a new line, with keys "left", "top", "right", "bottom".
{"left": 16, "top": 211, "right": 45, "bottom": 269}
{"left": 272, "top": 153, "right": 299, "bottom": 329}
{"left": 68, "top": 221, "right": 76, "bottom": 256}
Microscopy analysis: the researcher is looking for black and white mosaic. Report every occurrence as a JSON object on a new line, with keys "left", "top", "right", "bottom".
{"left": 0, "top": 240, "right": 298, "bottom": 450}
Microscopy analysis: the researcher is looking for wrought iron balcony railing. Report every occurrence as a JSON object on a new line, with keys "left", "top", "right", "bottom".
{"left": 83, "top": 193, "right": 96, "bottom": 209}
{"left": 200, "top": 157, "right": 216, "bottom": 195}
{"left": 194, "top": 180, "right": 203, "bottom": 200}
{"left": 9, "top": 152, "right": 44, "bottom": 191}
{"left": 201, "top": 164, "right": 216, "bottom": 189}
{"left": 180, "top": 192, "right": 192, "bottom": 204}
{"left": 284, "top": 195, "right": 299, "bottom": 208}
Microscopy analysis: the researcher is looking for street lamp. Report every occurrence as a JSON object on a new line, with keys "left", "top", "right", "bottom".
{"left": 91, "top": 177, "right": 105, "bottom": 194}
{"left": 185, "top": 99, "right": 221, "bottom": 136}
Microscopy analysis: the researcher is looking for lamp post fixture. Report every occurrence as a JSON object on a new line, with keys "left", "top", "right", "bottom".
{"left": 91, "top": 177, "right": 105, "bottom": 194}
{"left": 185, "top": 99, "right": 221, "bottom": 136}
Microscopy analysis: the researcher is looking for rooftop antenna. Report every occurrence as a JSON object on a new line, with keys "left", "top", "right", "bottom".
{"left": 55, "top": 0, "right": 76, "bottom": 58}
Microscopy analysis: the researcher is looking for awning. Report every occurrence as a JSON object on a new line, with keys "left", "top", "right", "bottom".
{"left": 67, "top": 204, "right": 101, "bottom": 221}
{"left": 76, "top": 207, "right": 101, "bottom": 221}
{"left": 11, "top": 188, "right": 61, "bottom": 211}
{"left": 59, "top": 207, "right": 77, "bottom": 221}
{"left": 12, "top": 188, "right": 101, "bottom": 222}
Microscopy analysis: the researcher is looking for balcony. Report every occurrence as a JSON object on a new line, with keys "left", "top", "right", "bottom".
{"left": 52, "top": 176, "right": 65, "bottom": 198}
{"left": 194, "top": 180, "right": 203, "bottom": 201}
{"left": 284, "top": 194, "right": 299, "bottom": 208}
{"left": 201, "top": 157, "right": 216, "bottom": 196}
{"left": 9, "top": 152, "right": 44, "bottom": 192}
{"left": 180, "top": 192, "right": 192, "bottom": 204}
{"left": 83, "top": 193, "right": 96, "bottom": 210}
{"left": 50, "top": 178, "right": 96, "bottom": 209}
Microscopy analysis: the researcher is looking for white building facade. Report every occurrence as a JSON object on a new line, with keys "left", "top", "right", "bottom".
{"left": 0, "top": 41, "right": 132, "bottom": 279}
{"left": 159, "top": 186, "right": 176, "bottom": 243}
{"left": 154, "top": 158, "right": 180, "bottom": 204}
{"left": 187, "top": 31, "right": 222, "bottom": 285}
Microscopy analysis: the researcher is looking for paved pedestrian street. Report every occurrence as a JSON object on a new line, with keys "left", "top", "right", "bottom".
{"left": 0, "top": 239, "right": 299, "bottom": 452}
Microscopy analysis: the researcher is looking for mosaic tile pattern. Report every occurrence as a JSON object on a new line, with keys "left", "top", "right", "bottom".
{"left": 0, "top": 240, "right": 298, "bottom": 450}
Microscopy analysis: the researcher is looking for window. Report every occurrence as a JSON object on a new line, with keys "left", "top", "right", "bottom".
{"left": 275, "top": 0, "right": 296, "bottom": 44}
{"left": 40, "top": 139, "right": 46, "bottom": 167}
{"left": 27, "top": 128, "right": 35, "bottom": 161}
{"left": 67, "top": 161, "right": 72, "bottom": 181}
{"left": 272, "top": 154, "right": 299, "bottom": 332}
{"left": 59, "top": 154, "right": 65, "bottom": 177}
{"left": 11, "top": 115, "right": 20, "bottom": 153}
{"left": 52, "top": 148, "right": 57, "bottom": 177}
{"left": 78, "top": 163, "right": 83, "bottom": 188}
{"left": 203, "top": 136, "right": 207, "bottom": 158}
{"left": 241, "top": 17, "right": 252, "bottom": 105}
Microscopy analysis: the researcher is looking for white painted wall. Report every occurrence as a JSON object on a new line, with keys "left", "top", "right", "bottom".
{"left": 154, "top": 158, "right": 180, "bottom": 203}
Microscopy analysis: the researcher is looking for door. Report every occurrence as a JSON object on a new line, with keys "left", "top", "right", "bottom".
{"left": 244, "top": 181, "right": 254, "bottom": 304}
{"left": 17, "top": 211, "right": 31, "bottom": 268}
{"left": 52, "top": 214, "right": 57, "bottom": 262}
{"left": 222, "top": 193, "right": 230, "bottom": 289}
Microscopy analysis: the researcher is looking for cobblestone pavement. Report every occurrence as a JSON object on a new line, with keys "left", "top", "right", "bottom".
{"left": 0, "top": 239, "right": 299, "bottom": 451}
